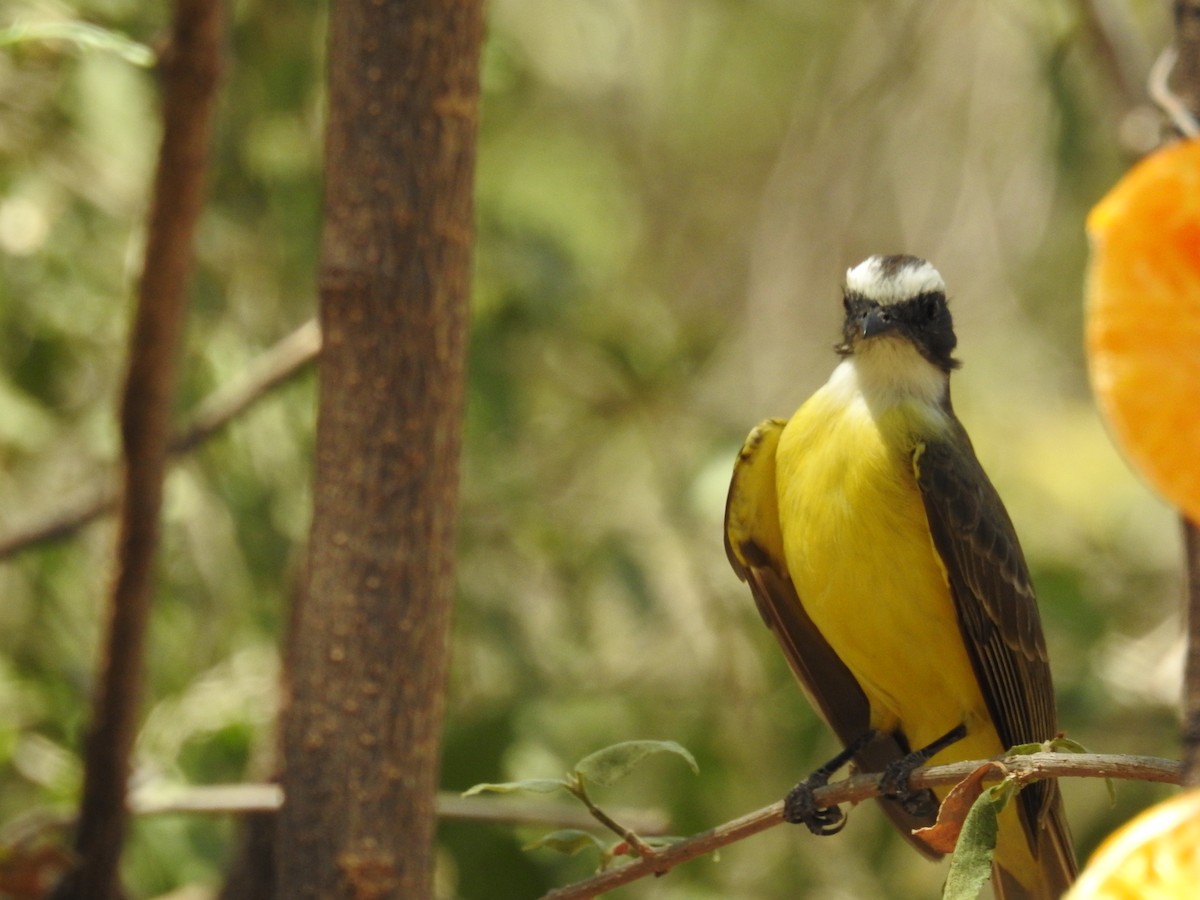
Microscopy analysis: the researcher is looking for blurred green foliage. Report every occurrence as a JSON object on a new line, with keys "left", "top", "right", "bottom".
{"left": 0, "top": 0, "right": 1186, "bottom": 898}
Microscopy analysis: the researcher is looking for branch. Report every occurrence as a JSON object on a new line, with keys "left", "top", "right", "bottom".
{"left": 538, "top": 752, "right": 1181, "bottom": 900}
{"left": 1164, "top": 0, "right": 1200, "bottom": 789}
{"left": 53, "top": 0, "right": 223, "bottom": 896}
{"left": 0, "top": 318, "right": 320, "bottom": 561}
{"left": 1183, "top": 519, "right": 1200, "bottom": 785}
{"left": 435, "top": 793, "right": 669, "bottom": 836}
{"left": 1171, "top": 0, "right": 1200, "bottom": 122}
{"left": 172, "top": 318, "right": 320, "bottom": 454}
{"left": 129, "top": 785, "right": 669, "bottom": 835}
{"left": 0, "top": 786, "right": 670, "bottom": 866}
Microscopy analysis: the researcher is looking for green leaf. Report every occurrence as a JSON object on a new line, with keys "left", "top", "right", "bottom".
{"left": 461, "top": 778, "right": 569, "bottom": 797}
{"left": 1048, "top": 737, "right": 1088, "bottom": 754}
{"left": 1005, "top": 742, "right": 1044, "bottom": 756}
{"left": 942, "top": 782, "right": 1005, "bottom": 900}
{"left": 523, "top": 829, "right": 606, "bottom": 857}
{"left": 574, "top": 740, "right": 699, "bottom": 788}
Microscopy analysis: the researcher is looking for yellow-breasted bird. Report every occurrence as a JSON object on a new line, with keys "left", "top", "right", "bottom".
{"left": 725, "top": 255, "right": 1076, "bottom": 898}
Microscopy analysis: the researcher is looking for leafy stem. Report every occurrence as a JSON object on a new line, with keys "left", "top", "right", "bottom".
{"left": 563, "top": 774, "right": 657, "bottom": 861}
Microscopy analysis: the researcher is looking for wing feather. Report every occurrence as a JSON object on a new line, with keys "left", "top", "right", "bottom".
{"left": 912, "top": 420, "right": 1060, "bottom": 843}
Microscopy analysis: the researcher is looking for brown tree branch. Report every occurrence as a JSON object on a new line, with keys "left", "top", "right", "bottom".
{"left": 1171, "top": 0, "right": 1200, "bottom": 120}
{"left": 1183, "top": 519, "right": 1200, "bottom": 785}
{"left": 1163, "top": 0, "right": 1200, "bottom": 790}
{"left": 0, "top": 318, "right": 319, "bottom": 561}
{"left": 538, "top": 752, "right": 1182, "bottom": 900}
{"left": 51, "top": 1, "right": 223, "bottom": 897}
{"left": 173, "top": 318, "right": 321, "bottom": 454}
{"left": 10, "top": 752, "right": 1177, "bottom": 899}
{"left": 2, "top": 787, "right": 669, "bottom": 848}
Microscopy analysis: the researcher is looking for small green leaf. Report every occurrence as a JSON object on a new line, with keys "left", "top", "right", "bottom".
{"left": 942, "top": 782, "right": 1006, "bottom": 900}
{"left": 1048, "top": 737, "right": 1088, "bottom": 754}
{"left": 523, "top": 829, "right": 606, "bottom": 857}
{"left": 574, "top": 740, "right": 699, "bottom": 788}
{"left": 461, "top": 778, "right": 569, "bottom": 797}
{"left": 1005, "top": 742, "right": 1044, "bottom": 756}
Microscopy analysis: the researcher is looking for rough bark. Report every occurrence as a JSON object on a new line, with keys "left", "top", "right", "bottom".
{"left": 274, "top": 0, "right": 483, "bottom": 896}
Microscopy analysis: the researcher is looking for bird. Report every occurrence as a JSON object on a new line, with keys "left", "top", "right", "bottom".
{"left": 724, "top": 254, "right": 1076, "bottom": 898}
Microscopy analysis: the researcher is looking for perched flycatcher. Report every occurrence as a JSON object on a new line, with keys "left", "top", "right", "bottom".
{"left": 725, "top": 255, "right": 1076, "bottom": 899}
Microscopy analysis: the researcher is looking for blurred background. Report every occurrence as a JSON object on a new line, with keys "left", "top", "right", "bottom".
{"left": 0, "top": 0, "right": 1186, "bottom": 897}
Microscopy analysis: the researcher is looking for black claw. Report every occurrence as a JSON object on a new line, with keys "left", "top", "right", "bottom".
{"left": 878, "top": 759, "right": 940, "bottom": 818}
{"left": 879, "top": 723, "right": 968, "bottom": 815}
{"left": 899, "top": 787, "right": 940, "bottom": 819}
{"left": 781, "top": 732, "right": 878, "bottom": 836}
{"left": 784, "top": 779, "right": 846, "bottom": 835}
{"left": 879, "top": 757, "right": 913, "bottom": 798}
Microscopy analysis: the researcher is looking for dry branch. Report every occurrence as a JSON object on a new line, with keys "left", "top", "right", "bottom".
{"left": 1166, "top": 0, "right": 1200, "bottom": 790}
{"left": 0, "top": 319, "right": 319, "bottom": 561}
{"left": 1183, "top": 519, "right": 1200, "bottom": 785}
{"left": 539, "top": 752, "right": 1181, "bottom": 900}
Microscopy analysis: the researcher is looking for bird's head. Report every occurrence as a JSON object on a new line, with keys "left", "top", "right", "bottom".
{"left": 837, "top": 255, "right": 960, "bottom": 373}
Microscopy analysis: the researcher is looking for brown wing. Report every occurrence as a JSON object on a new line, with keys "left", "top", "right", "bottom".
{"left": 725, "top": 419, "right": 940, "bottom": 855}
{"left": 912, "top": 419, "right": 1061, "bottom": 843}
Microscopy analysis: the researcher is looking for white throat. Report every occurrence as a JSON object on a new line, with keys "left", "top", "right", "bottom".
{"left": 826, "top": 338, "right": 948, "bottom": 411}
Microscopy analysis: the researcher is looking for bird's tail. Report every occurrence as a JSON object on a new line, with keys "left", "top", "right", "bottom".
{"left": 993, "top": 789, "right": 1077, "bottom": 900}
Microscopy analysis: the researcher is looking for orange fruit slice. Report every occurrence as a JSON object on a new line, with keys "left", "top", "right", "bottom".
{"left": 1086, "top": 139, "right": 1200, "bottom": 523}
{"left": 1065, "top": 789, "right": 1200, "bottom": 899}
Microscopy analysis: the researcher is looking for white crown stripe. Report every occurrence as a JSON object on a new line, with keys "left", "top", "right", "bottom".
{"left": 844, "top": 256, "right": 945, "bottom": 306}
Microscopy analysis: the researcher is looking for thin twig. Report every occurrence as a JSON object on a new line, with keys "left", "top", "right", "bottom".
{"left": 0, "top": 318, "right": 320, "bottom": 561}
{"left": 1150, "top": 46, "right": 1200, "bottom": 137}
{"left": 0, "top": 787, "right": 668, "bottom": 856}
{"left": 572, "top": 784, "right": 659, "bottom": 861}
{"left": 1161, "top": 0, "right": 1200, "bottom": 788}
{"left": 437, "top": 793, "right": 670, "bottom": 835}
{"left": 1169, "top": 0, "right": 1200, "bottom": 132}
{"left": 539, "top": 752, "right": 1181, "bottom": 900}
{"left": 172, "top": 318, "right": 320, "bottom": 453}
{"left": 1182, "top": 518, "right": 1200, "bottom": 785}
{"left": 54, "top": 0, "right": 224, "bottom": 896}
{"left": 127, "top": 784, "right": 670, "bottom": 835}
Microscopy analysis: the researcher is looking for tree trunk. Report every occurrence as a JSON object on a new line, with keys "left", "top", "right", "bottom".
{"left": 274, "top": 0, "right": 482, "bottom": 896}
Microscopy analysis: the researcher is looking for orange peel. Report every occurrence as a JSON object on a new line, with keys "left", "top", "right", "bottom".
{"left": 1065, "top": 789, "right": 1200, "bottom": 899}
{"left": 1086, "top": 139, "right": 1200, "bottom": 523}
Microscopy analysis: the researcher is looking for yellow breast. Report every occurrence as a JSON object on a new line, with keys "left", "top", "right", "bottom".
{"left": 775, "top": 364, "right": 999, "bottom": 763}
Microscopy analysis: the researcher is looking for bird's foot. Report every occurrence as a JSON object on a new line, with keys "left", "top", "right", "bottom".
{"left": 782, "top": 732, "right": 877, "bottom": 835}
{"left": 784, "top": 773, "right": 847, "bottom": 835}
{"left": 879, "top": 723, "right": 968, "bottom": 816}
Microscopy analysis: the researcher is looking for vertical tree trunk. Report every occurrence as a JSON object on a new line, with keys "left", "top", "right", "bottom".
{"left": 275, "top": 0, "right": 483, "bottom": 896}
{"left": 53, "top": 2, "right": 223, "bottom": 897}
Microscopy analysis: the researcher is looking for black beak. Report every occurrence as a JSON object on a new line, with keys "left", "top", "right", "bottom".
{"left": 860, "top": 306, "right": 897, "bottom": 339}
